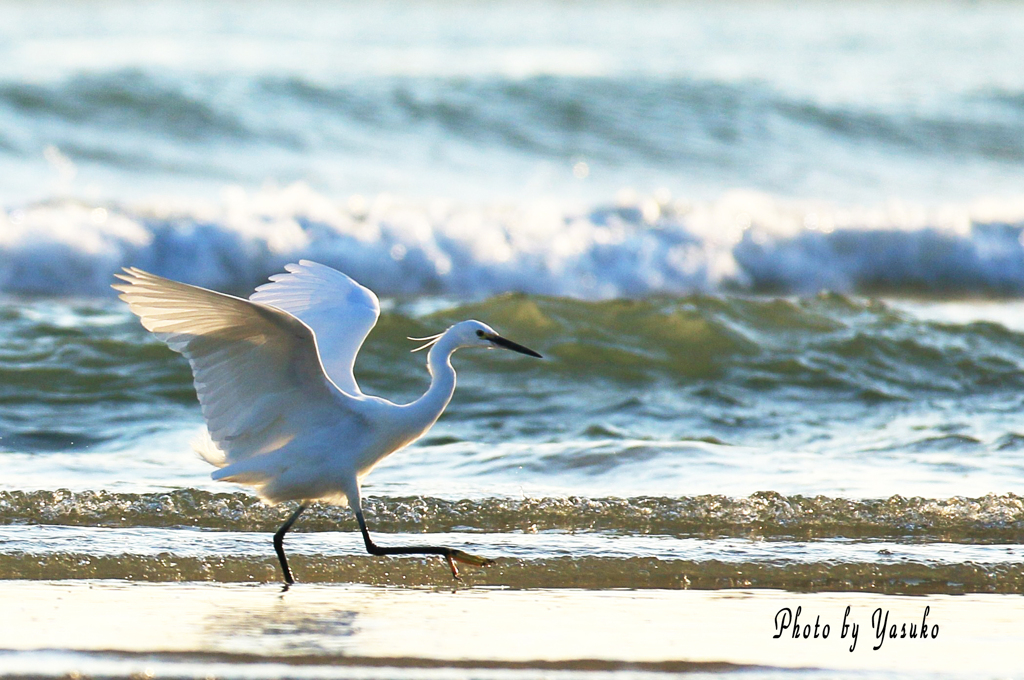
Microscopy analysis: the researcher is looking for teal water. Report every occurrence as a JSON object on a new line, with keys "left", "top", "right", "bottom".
{"left": 4, "top": 0, "right": 1024, "bottom": 299}
{"left": 2, "top": 0, "right": 1024, "bottom": 206}
{"left": 6, "top": 294, "right": 1024, "bottom": 498}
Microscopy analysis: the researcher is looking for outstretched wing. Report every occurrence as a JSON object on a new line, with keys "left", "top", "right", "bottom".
{"left": 113, "top": 267, "right": 365, "bottom": 465}
{"left": 249, "top": 260, "right": 380, "bottom": 396}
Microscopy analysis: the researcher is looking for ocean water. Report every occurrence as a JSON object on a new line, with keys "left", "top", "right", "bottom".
{"left": 5, "top": 292, "right": 1024, "bottom": 595}
{"left": 3, "top": 0, "right": 1024, "bottom": 676}
{"left": 3, "top": 0, "right": 1024, "bottom": 299}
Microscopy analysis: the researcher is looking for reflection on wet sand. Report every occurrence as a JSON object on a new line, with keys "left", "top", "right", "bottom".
{"left": 0, "top": 581, "right": 1022, "bottom": 677}
{"left": 207, "top": 602, "right": 359, "bottom": 656}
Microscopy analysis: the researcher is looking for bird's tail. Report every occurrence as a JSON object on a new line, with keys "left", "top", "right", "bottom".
{"left": 191, "top": 429, "right": 228, "bottom": 468}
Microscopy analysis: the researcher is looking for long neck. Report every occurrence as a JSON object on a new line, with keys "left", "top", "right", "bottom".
{"left": 405, "top": 332, "right": 459, "bottom": 433}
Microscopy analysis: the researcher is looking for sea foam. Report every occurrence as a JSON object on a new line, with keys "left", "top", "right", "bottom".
{"left": 3, "top": 184, "right": 1024, "bottom": 298}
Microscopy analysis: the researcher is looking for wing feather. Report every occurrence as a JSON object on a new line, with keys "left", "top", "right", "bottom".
{"left": 249, "top": 260, "right": 379, "bottom": 395}
{"left": 113, "top": 267, "right": 365, "bottom": 466}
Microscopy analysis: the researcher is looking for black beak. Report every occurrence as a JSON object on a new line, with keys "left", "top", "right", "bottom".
{"left": 489, "top": 334, "right": 543, "bottom": 358}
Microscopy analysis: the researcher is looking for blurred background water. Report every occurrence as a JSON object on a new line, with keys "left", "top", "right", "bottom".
{"left": 2, "top": 0, "right": 1024, "bottom": 604}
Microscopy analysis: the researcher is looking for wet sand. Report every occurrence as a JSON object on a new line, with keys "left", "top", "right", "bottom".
{"left": 0, "top": 581, "right": 1021, "bottom": 678}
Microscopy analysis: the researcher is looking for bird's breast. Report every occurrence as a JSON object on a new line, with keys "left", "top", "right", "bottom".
{"left": 348, "top": 405, "right": 433, "bottom": 478}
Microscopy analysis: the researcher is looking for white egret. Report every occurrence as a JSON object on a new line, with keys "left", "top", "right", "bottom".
{"left": 113, "top": 260, "right": 542, "bottom": 585}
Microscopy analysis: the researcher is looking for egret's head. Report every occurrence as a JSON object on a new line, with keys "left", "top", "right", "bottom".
{"left": 410, "top": 320, "right": 542, "bottom": 358}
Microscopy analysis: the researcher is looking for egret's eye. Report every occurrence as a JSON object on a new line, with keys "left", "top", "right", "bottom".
{"left": 476, "top": 330, "right": 485, "bottom": 338}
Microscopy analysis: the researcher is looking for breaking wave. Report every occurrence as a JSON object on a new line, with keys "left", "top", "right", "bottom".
{"left": 4, "top": 187, "right": 1024, "bottom": 299}
{"left": 3, "top": 490, "right": 1024, "bottom": 541}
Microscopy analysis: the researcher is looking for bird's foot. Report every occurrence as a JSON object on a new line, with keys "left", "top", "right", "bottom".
{"left": 445, "top": 548, "right": 495, "bottom": 579}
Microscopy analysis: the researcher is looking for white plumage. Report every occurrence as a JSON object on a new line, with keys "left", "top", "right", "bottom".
{"left": 113, "top": 260, "right": 542, "bottom": 584}
{"left": 249, "top": 260, "right": 379, "bottom": 397}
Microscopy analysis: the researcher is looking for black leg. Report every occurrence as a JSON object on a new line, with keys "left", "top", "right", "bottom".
{"left": 274, "top": 504, "right": 306, "bottom": 585}
{"left": 353, "top": 507, "right": 494, "bottom": 579}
